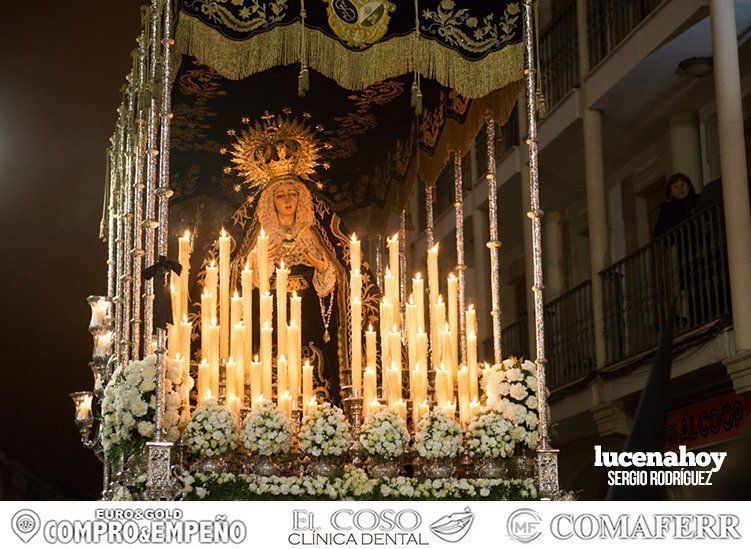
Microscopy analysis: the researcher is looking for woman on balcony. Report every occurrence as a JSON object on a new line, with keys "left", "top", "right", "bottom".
{"left": 653, "top": 173, "right": 699, "bottom": 238}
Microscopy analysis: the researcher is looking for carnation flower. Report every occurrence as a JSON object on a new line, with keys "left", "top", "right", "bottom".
{"left": 414, "top": 410, "right": 463, "bottom": 459}
{"left": 359, "top": 409, "right": 410, "bottom": 461}
{"left": 242, "top": 402, "right": 293, "bottom": 456}
{"left": 299, "top": 403, "right": 352, "bottom": 458}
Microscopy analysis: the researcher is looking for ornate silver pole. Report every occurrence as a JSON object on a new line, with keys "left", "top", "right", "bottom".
{"left": 131, "top": 23, "right": 149, "bottom": 360}
{"left": 147, "top": 0, "right": 176, "bottom": 500}
{"left": 523, "top": 0, "right": 559, "bottom": 498}
{"left": 453, "top": 153, "right": 467, "bottom": 365}
{"left": 114, "top": 116, "right": 127, "bottom": 365}
{"left": 121, "top": 81, "right": 136, "bottom": 364}
{"left": 143, "top": 1, "right": 162, "bottom": 353}
{"left": 486, "top": 121, "right": 503, "bottom": 364}
{"left": 375, "top": 234, "right": 384, "bottom": 291}
{"left": 424, "top": 180, "right": 434, "bottom": 249}
{"left": 399, "top": 209, "right": 408, "bottom": 311}
{"left": 106, "top": 145, "right": 117, "bottom": 301}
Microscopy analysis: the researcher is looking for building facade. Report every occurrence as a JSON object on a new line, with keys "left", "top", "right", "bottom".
{"left": 405, "top": 0, "right": 751, "bottom": 499}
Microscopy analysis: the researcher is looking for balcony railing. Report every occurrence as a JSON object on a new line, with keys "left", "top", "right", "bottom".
{"left": 502, "top": 314, "right": 530, "bottom": 360}
{"left": 539, "top": 0, "right": 579, "bottom": 114}
{"left": 587, "top": 0, "right": 662, "bottom": 68}
{"left": 601, "top": 203, "right": 730, "bottom": 365}
{"left": 544, "top": 281, "right": 596, "bottom": 389}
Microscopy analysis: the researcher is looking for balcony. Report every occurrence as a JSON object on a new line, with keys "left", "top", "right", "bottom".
{"left": 539, "top": 0, "right": 579, "bottom": 114}
{"left": 601, "top": 203, "right": 731, "bottom": 365}
{"left": 544, "top": 281, "right": 596, "bottom": 390}
{"left": 587, "top": 0, "right": 663, "bottom": 68}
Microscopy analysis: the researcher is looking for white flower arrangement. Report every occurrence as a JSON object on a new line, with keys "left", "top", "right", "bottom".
{"left": 186, "top": 399, "right": 238, "bottom": 458}
{"left": 359, "top": 409, "right": 410, "bottom": 461}
{"left": 241, "top": 402, "right": 293, "bottom": 456}
{"left": 485, "top": 357, "right": 539, "bottom": 451}
{"left": 180, "top": 467, "right": 539, "bottom": 501}
{"left": 100, "top": 354, "right": 183, "bottom": 460}
{"left": 414, "top": 410, "right": 463, "bottom": 459}
{"left": 298, "top": 402, "right": 352, "bottom": 458}
{"left": 467, "top": 409, "right": 516, "bottom": 458}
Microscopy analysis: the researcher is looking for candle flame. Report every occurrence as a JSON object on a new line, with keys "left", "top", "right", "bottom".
{"left": 367, "top": 323, "right": 374, "bottom": 332}
{"left": 183, "top": 229, "right": 191, "bottom": 239}
{"left": 220, "top": 227, "right": 227, "bottom": 238}
{"left": 278, "top": 354, "right": 286, "bottom": 361}
{"left": 430, "top": 243, "right": 439, "bottom": 253}
{"left": 414, "top": 272, "right": 422, "bottom": 279}
{"left": 467, "top": 303, "right": 475, "bottom": 311}
{"left": 279, "top": 260, "right": 285, "bottom": 269}
{"left": 228, "top": 356, "right": 235, "bottom": 363}
{"left": 201, "top": 358, "right": 208, "bottom": 365}
{"left": 260, "top": 227, "right": 266, "bottom": 237}
{"left": 182, "top": 314, "right": 188, "bottom": 323}
{"left": 351, "top": 233, "right": 358, "bottom": 242}
{"left": 244, "top": 257, "right": 251, "bottom": 271}
{"left": 233, "top": 290, "right": 240, "bottom": 299}
{"left": 448, "top": 273, "right": 457, "bottom": 281}
{"left": 211, "top": 317, "right": 218, "bottom": 327}
{"left": 210, "top": 259, "right": 216, "bottom": 268}
{"left": 254, "top": 354, "right": 260, "bottom": 362}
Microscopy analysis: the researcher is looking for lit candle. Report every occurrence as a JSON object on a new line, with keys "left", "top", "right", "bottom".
{"left": 351, "top": 296, "right": 362, "bottom": 395}
{"left": 365, "top": 324, "right": 377, "bottom": 368}
{"left": 279, "top": 391, "right": 292, "bottom": 417}
{"left": 277, "top": 354, "right": 288, "bottom": 398}
{"left": 387, "top": 363, "right": 401, "bottom": 403}
{"left": 227, "top": 394, "right": 241, "bottom": 423}
{"left": 250, "top": 355, "right": 262, "bottom": 407}
{"left": 379, "top": 297, "right": 393, "bottom": 380}
{"left": 304, "top": 396, "right": 318, "bottom": 417}
{"left": 241, "top": 259, "right": 253, "bottom": 367}
{"left": 302, "top": 359, "right": 314, "bottom": 408}
{"left": 167, "top": 323, "right": 179, "bottom": 360}
{"left": 387, "top": 233, "right": 399, "bottom": 290}
{"left": 209, "top": 317, "right": 220, "bottom": 396}
{"left": 200, "top": 289, "right": 212, "bottom": 360}
{"left": 170, "top": 279, "right": 181, "bottom": 326}
{"left": 290, "top": 292, "right": 302, "bottom": 377}
{"left": 94, "top": 331, "right": 114, "bottom": 358}
{"left": 389, "top": 326, "right": 402, "bottom": 377}
{"left": 392, "top": 398, "right": 407, "bottom": 423}
{"left": 412, "top": 273, "right": 425, "bottom": 332}
{"left": 180, "top": 316, "right": 192, "bottom": 370}
{"left": 432, "top": 295, "right": 446, "bottom": 369}
{"left": 415, "top": 399, "right": 430, "bottom": 429}
{"left": 350, "top": 233, "right": 361, "bottom": 272}
{"left": 178, "top": 230, "right": 191, "bottom": 320}
{"left": 363, "top": 366, "right": 377, "bottom": 416}
{"left": 260, "top": 322, "right": 273, "bottom": 398}
{"left": 226, "top": 357, "right": 238, "bottom": 400}
{"left": 405, "top": 296, "right": 417, "bottom": 374}
{"left": 440, "top": 400, "right": 456, "bottom": 420}
{"left": 231, "top": 291, "right": 242, "bottom": 330}
{"left": 368, "top": 397, "right": 383, "bottom": 417}
{"left": 447, "top": 273, "right": 458, "bottom": 367}
{"left": 75, "top": 394, "right": 93, "bottom": 422}
{"left": 219, "top": 229, "right": 231, "bottom": 359}
{"left": 469, "top": 397, "right": 481, "bottom": 420}
{"left": 416, "top": 328, "right": 428, "bottom": 384}
{"left": 427, "top": 244, "right": 439, "bottom": 309}
{"left": 205, "top": 260, "right": 218, "bottom": 322}
{"left": 231, "top": 322, "right": 246, "bottom": 400}
{"left": 276, "top": 261, "right": 289, "bottom": 354}
{"left": 441, "top": 323, "right": 454, "bottom": 395}
{"left": 466, "top": 322, "right": 479, "bottom": 403}
{"left": 197, "top": 358, "right": 210, "bottom": 406}
{"left": 257, "top": 227, "right": 270, "bottom": 295}
{"left": 287, "top": 322, "right": 300, "bottom": 409}
{"left": 435, "top": 364, "right": 448, "bottom": 405}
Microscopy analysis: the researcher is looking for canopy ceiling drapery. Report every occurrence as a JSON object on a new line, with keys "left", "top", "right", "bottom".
{"left": 169, "top": 1, "right": 525, "bottom": 231}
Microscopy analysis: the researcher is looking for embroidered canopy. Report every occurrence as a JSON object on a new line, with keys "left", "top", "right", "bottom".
{"left": 170, "top": 0, "right": 525, "bottom": 230}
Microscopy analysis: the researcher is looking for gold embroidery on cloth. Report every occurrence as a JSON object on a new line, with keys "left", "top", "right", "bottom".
{"left": 323, "top": 0, "right": 396, "bottom": 49}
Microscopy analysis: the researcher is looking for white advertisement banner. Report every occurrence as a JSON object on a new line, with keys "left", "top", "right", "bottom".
{"left": 1, "top": 500, "right": 748, "bottom": 549}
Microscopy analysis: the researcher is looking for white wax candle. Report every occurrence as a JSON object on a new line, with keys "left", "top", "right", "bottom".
{"left": 350, "top": 233, "right": 361, "bottom": 272}
{"left": 219, "top": 229, "right": 231, "bottom": 359}
{"left": 277, "top": 354, "right": 288, "bottom": 398}
{"left": 226, "top": 358, "right": 238, "bottom": 400}
{"left": 412, "top": 273, "right": 425, "bottom": 332}
{"left": 302, "top": 359, "right": 314, "bottom": 407}
{"left": 260, "top": 322, "right": 273, "bottom": 398}
{"left": 250, "top": 355, "right": 262, "bottom": 407}
{"left": 205, "top": 260, "right": 218, "bottom": 320}
{"left": 257, "top": 227, "right": 269, "bottom": 295}
{"left": 287, "top": 322, "right": 300, "bottom": 409}
{"left": 351, "top": 297, "right": 362, "bottom": 395}
{"left": 467, "top": 332, "right": 479, "bottom": 403}
{"left": 363, "top": 366, "right": 376, "bottom": 416}
{"left": 197, "top": 359, "right": 210, "bottom": 406}
{"left": 209, "top": 317, "right": 220, "bottom": 396}
{"left": 447, "top": 273, "right": 458, "bottom": 366}
{"left": 170, "top": 277, "right": 181, "bottom": 326}
{"left": 178, "top": 229, "right": 191, "bottom": 319}
{"left": 241, "top": 260, "right": 253, "bottom": 364}
{"left": 276, "top": 262, "right": 289, "bottom": 355}
{"left": 365, "top": 324, "right": 377, "bottom": 367}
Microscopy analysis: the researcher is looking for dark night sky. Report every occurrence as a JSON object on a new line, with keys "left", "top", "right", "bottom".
{"left": 0, "top": 2, "right": 144, "bottom": 498}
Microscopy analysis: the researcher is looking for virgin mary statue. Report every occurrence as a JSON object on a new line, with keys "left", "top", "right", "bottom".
{"left": 222, "top": 113, "right": 379, "bottom": 405}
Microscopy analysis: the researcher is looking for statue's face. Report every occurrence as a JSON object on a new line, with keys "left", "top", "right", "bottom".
{"left": 273, "top": 181, "right": 299, "bottom": 220}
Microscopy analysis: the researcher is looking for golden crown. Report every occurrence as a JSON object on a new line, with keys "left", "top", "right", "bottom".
{"left": 222, "top": 111, "right": 330, "bottom": 187}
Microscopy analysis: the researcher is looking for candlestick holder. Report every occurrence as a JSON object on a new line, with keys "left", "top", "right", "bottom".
{"left": 342, "top": 393, "right": 364, "bottom": 468}
{"left": 88, "top": 295, "right": 114, "bottom": 335}
{"left": 70, "top": 391, "right": 102, "bottom": 459}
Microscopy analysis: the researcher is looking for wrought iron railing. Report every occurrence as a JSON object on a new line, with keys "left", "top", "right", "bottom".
{"left": 587, "top": 0, "right": 662, "bottom": 68}
{"left": 539, "top": 0, "right": 579, "bottom": 114}
{"left": 502, "top": 314, "right": 530, "bottom": 360}
{"left": 600, "top": 203, "right": 730, "bottom": 365}
{"left": 544, "top": 281, "right": 596, "bottom": 389}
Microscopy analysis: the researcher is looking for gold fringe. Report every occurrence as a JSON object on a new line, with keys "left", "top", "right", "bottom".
{"left": 174, "top": 13, "right": 523, "bottom": 99}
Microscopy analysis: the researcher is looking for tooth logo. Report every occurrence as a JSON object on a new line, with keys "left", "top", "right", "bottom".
{"left": 11, "top": 509, "right": 40, "bottom": 543}
{"left": 430, "top": 507, "right": 474, "bottom": 543}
